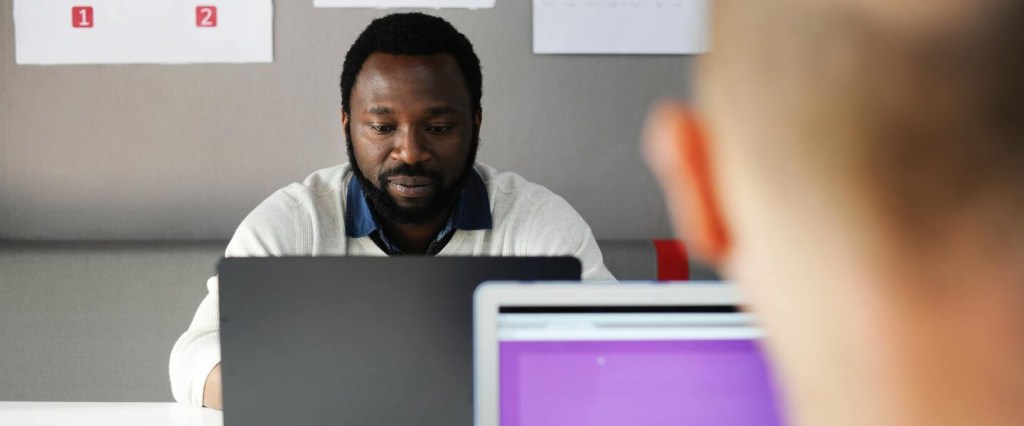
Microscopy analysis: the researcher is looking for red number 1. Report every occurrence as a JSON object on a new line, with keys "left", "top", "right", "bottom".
{"left": 196, "top": 6, "right": 217, "bottom": 27}
{"left": 72, "top": 6, "right": 93, "bottom": 28}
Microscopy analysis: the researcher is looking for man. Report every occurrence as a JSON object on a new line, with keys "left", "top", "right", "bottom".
{"left": 170, "top": 13, "right": 613, "bottom": 409}
{"left": 644, "top": 0, "right": 1023, "bottom": 425}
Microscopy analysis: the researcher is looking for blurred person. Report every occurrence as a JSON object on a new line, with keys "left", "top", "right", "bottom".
{"left": 643, "top": 0, "right": 1024, "bottom": 425}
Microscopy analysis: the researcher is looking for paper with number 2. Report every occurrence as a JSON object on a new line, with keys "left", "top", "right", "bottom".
{"left": 14, "top": 0, "right": 273, "bottom": 65}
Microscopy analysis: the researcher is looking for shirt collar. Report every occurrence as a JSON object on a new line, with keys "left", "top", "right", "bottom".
{"left": 345, "top": 167, "right": 493, "bottom": 238}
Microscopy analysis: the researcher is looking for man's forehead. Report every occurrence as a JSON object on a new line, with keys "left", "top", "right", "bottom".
{"left": 355, "top": 98, "right": 468, "bottom": 116}
{"left": 361, "top": 105, "right": 463, "bottom": 116}
{"left": 354, "top": 53, "right": 466, "bottom": 93}
{"left": 351, "top": 52, "right": 470, "bottom": 111}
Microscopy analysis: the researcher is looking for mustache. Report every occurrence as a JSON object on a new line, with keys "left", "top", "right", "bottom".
{"left": 378, "top": 163, "right": 444, "bottom": 183}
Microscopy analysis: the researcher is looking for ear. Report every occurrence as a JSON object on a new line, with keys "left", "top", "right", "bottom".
{"left": 642, "top": 100, "right": 730, "bottom": 266}
{"left": 474, "top": 108, "right": 482, "bottom": 129}
{"left": 341, "top": 108, "right": 350, "bottom": 131}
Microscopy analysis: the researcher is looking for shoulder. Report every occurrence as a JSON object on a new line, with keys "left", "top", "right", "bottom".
{"left": 253, "top": 163, "right": 352, "bottom": 219}
{"left": 472, "top": 163, "right": 613, "bottom": 281}
{"left": 225, "top": 164, "right": 353, "bottom": 256}
{"left": 475, "top": 163, "right": 589, "bottom": 235}
{"left": 475, "top": 163, "right": 565, "bottom": 210}
{"left": 265, "top": 163, "right": 352, "bottom": 206}
{"left": 295, "top": 163, "right": 352, "bottom": 196}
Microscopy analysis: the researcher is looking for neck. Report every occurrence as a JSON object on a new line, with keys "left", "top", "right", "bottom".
{"left": 873, "top": 276, "right": 1024, "bottom": 426}
{"left": 379, "top": 209, "right": 451, "bottom": 254}
{"left": 744, "top": 233, "right": 1024, "bottom": 426}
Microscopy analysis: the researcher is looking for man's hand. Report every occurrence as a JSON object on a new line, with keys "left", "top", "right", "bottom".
{"left": 203, "top": 363, "right": 223, "bottom": 410}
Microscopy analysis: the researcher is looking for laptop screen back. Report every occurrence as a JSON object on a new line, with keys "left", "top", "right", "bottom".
{"left": 497, "top": 306, "right": 784, "bottom": 426}
{"left": 218, "top": 257, "right": 581, "bottom": 426}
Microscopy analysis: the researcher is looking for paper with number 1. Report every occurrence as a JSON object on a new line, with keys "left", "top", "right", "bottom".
{"left": 14, "top": 0, "right": 273, "bottom": 65}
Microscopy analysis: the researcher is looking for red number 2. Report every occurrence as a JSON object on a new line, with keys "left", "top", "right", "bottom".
{"left": 196, "top": 6, "right": 217, "bottom": 27}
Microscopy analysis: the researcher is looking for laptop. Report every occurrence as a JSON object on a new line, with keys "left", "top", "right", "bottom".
{"left": 217, "top": 256, "right": 581, "bottom": 426}
{"left": 474, "top": 282, "right": 786, "bottom": 426}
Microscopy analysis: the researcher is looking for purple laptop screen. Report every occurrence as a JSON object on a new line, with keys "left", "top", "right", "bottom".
{"left": 498, "top": 314, "right": 785, "bottom": 425}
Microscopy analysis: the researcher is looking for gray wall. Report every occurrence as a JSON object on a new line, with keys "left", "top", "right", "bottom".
{"left": 0, "top": 0, "right": 692, "bottom": 241}
{"left": 0, "top": 0, "right": 704, "bottom": 403}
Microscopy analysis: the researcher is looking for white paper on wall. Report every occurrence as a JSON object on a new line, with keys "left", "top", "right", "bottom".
{"left": 533, "top": 0, "right": 708, "bottom": 55}
{"left": 314, "top": 0, "right": 495, "bottom": 8}
{"left": 14, "top": 0, "right": 273, "bottom": 65}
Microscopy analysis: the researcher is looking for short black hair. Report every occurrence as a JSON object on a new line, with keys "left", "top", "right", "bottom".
{"left": 340, "top": 13, "right": 483, "bottom": 115}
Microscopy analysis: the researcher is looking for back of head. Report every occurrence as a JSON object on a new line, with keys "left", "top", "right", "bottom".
{"left": 702, "top": 0, "right": 1024, "bottom": 247}
{"left": 676, "top": 4, "right": 1024, "bottom": 424}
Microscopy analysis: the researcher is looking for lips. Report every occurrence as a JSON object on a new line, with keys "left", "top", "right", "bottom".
{"left": 388, "top": 176, "right": 433, "bottom": 187}
{"left": 387, "top": 176, "right": 435, "bottom": 199}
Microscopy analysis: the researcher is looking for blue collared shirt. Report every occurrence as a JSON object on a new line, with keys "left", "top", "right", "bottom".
{"left": 344, "top": 169, "right": 493, "bottom": 255}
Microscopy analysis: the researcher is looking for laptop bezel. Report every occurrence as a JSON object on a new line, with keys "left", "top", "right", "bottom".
{"left": 472, "top": 281, "right": 744, "bottom": 426}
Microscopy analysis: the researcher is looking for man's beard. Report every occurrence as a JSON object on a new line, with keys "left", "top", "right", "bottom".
{"left": 346, "top": 129, "right": 479, "bottom": 225}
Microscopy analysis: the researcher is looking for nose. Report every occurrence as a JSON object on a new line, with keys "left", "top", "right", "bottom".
{"left": 391, "top": 127, "right": 432, "bottom": 165}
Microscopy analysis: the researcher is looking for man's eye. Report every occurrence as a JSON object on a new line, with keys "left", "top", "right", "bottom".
{"left": 427, "top": 125, "right": 454, "bottom": 134}
{"left": 369, "top": 125, "right": 394, "bottom": 133}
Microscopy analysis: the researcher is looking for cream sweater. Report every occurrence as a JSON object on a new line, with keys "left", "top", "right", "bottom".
{"left": 168, "top": 163, "right": 614, "bottom": 405}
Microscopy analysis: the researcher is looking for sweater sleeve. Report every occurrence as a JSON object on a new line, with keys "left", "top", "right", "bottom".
{"left": 521, "top": 195, "right": 617, "bottom": 281}
{"left": 168, "top": 188, "right": 303, "bottom": 405}
{"left": 168, "top": 276, "right": 222, "bottom": 406}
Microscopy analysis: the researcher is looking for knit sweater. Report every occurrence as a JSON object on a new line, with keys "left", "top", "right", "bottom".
{"left": 168, "top": 163, "right": 615, "bottom": 405}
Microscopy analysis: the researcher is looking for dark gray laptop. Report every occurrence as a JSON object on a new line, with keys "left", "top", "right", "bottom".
{"left": 218, "top": 256, "right": 581, "bottom": 426}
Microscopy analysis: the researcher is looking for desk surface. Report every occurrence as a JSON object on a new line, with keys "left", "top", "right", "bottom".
{"left": 0, "top": 402, "right": 222, "bottom": 426}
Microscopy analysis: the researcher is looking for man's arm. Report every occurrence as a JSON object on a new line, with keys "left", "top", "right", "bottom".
{"left": 169, "top": 276, "right": 223, "bottom": 406}
{"left": 169, "top": 187, "right": 309, "bottom": 407}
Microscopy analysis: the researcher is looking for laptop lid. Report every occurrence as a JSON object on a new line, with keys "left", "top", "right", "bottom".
{"left": 474, "top": 282, "right": 785, "bottom": 426}
{"left": 218, "top": 256, "right": 581, "bottom": 426}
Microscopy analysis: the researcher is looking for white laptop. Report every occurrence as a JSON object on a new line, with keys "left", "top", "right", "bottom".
{"left": 473, "top": 282, "right": 785, "bottom": 426}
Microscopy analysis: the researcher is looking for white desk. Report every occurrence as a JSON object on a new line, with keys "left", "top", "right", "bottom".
{"left": 0, "top": 402, "right": 222, "bottom": 426}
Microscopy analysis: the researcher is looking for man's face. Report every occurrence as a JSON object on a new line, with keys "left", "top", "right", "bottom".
{"left": 343, "top": 53, "right": 480, "bottom": 224}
